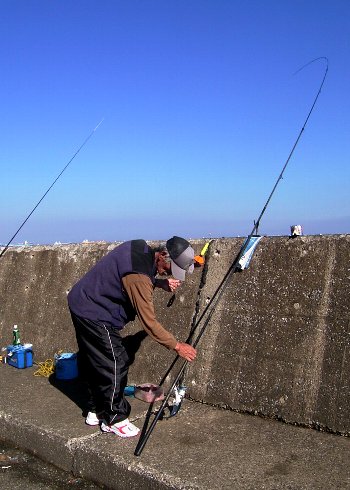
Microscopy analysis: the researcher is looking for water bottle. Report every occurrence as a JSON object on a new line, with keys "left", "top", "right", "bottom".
{"left": 12, "top": 324, "right": 21, "bottom": 345}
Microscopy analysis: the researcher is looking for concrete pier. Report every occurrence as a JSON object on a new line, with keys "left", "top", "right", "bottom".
{"left": 0, "top": 235, "right": 349, "bottom": 488}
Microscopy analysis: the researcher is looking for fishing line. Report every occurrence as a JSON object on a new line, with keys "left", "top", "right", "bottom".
{"left": 134, "top": 57, "right": 329, "bottom": 456}
{"left": 0, "top": 119, "right": 104, "bottom": 258}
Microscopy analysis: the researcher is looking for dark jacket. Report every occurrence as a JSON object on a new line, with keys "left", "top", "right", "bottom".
{"left": 67, "top": 240, "right": 156, "bottom": 329}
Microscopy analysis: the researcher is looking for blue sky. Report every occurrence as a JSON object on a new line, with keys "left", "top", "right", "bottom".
{"left": 1, "top": 0, "right": 349, "bottom": 245}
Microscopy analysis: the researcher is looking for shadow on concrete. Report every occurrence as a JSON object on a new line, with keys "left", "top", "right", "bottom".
{"left": 48, "top": 375, "right": 90, "bottom": 414}
{"left": 47, "top": 330, "right": 148, "bottom": 415}
{"left": 122, "top": 330, "right": 147, "bottom": 365}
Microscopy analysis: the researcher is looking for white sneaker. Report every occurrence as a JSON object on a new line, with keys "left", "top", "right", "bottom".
{"left": 85, "top": 411, "right": 100, "bottom": 426}
{"left": 100, "top": 418, "right": 140, "bottom": 438}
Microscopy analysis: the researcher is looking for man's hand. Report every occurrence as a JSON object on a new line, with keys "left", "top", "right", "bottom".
{"left": 167, "top": 278, "right": 181, "bottom": 292}
{"left": 175, "top": 342, "right": 197, "bottom": 362}
{"left": 155, "top": 278, "right": 181, "bottom": 292}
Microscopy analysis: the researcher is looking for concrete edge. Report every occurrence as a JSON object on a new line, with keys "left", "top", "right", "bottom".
{"left": 0, "top": 407, "right": 191, "bottom": 489}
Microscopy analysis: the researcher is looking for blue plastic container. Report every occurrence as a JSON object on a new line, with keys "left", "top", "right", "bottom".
{"left": 124, "top": 385, "right": 136, "bottom": 396}
{"left": 54, "top": 352, "right": 78, "bottom": 380}
{"left": 7, "top": 344, "right": 33, "bottom": 369}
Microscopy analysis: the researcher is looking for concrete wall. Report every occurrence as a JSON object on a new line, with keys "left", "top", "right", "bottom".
{"left": 1, "top": 235, "right": 349, "bottom": 435}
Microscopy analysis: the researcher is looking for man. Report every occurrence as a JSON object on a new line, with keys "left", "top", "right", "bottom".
{"left": 68, "top": 236, "right": 197, "bottom": 438}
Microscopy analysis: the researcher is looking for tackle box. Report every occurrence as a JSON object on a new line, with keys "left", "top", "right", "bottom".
{"left": 7, "top": 344, "right": 33, "bottom": 369}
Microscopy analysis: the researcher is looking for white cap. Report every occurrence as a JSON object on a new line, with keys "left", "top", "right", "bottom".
{"left": 166, "top": 236, "right": 195, "bottom": 281}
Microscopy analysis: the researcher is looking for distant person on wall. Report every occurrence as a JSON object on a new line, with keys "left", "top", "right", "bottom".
{"left": 67, "top": 236, "right": 197, "bottom": 438}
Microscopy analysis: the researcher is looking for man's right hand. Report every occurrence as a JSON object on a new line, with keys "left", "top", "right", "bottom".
{"left": 175, "top": 342, "right": 197, "bottom": 362}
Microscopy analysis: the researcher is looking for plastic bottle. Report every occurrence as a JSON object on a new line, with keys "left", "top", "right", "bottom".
{"left": 12, "top": 324, "right": 21, "bottom": 345}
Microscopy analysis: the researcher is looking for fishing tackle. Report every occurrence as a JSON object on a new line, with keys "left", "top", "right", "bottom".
{"left": 134, "top": 57, "right": 329, "bottom": 456}
{"left": 157, "top": 385, "right": 187, "bottom": 419}
{"left": 169, "top": 385, "right": 187, "bottom": 417}
{"left": 0, "top": 119, "right": 104, "bottom": 259}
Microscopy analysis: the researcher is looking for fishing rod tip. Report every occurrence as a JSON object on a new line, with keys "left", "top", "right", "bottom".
{"left": 94, "top": 118, "right": 105, "bottom": 131}
{"left": 293, "top": 56, "right": 329, "bottom": 76}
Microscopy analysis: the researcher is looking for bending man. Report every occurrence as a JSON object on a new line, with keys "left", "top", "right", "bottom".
{"left": 68, "top": 236, "right": 197, "bottom": 438}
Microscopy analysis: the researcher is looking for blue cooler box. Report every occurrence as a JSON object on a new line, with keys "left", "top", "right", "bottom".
{"left": 7, "top": 344, "right": 33, "bottom": 369}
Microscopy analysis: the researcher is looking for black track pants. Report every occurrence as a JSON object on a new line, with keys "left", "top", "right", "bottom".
{"left": 70, "top": 312, "right": 131, "bottom": 425}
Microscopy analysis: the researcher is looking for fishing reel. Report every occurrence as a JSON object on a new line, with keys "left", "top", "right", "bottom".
{"left": 158, "top": 385, "right": 187, "bottom": 419}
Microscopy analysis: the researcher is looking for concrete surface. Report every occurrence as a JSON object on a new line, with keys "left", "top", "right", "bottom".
{"left": 186, "top": 235, "right": 350, "bottom": 434}
{"left": 1, "top": 235, "right": 350, "bottom": 488}
{"left": 0, "top": 439, "right": 101, "bottom": 489}
{"left": 1, "top": 364, "right": 350, "bottom": 489}
{"left": 1, "top": 236, "right": 350, "bottom": 434}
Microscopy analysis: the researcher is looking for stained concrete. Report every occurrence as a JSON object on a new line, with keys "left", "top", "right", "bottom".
{"left": 0, "top": 239, "right": 206, "bottom": 394}
{"left": 185, "top": 235, "right": 350, "bottom": 435}
{"left": 0, "top": 235, "right": 349, "bottom": 471}
{"left": 1, "top": 365, "right": 350, "bottom": 489}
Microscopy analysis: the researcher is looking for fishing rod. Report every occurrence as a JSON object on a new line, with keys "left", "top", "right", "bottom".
{"left": 135, "top": 236, "right": 255, "bottom": 456}
{"left": 0, "top": 119, "right": 104, "bottom": 259}
{"left": 134, "top": 57, "right": 329, "bottom": 456}
{"left": 253, "top": 57, "right": 328, "bottom": 235}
